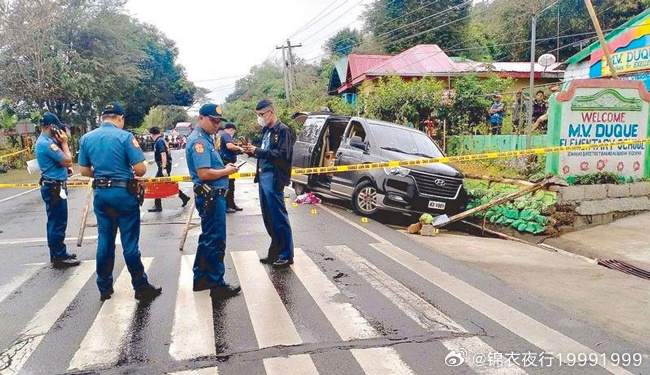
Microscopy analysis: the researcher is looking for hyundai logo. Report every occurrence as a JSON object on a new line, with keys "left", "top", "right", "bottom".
{"left": 434, "top": 179, "right": 446, "bottom": 186}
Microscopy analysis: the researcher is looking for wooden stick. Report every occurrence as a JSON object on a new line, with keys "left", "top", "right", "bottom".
{"left": 77, "top": 188, "right": 93, "bottom": 247}
{"left": 179, "top": 197, "right": 196, "bottom": 251}
{"left": 584, "top": 0, "right": 619, "bottom": 78}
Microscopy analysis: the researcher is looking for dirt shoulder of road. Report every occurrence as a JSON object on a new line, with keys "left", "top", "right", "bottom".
{"left": 404, "top": 231, "right": 650, "bottom": 349}
{"left": 0, "top": 169, "right": 40, "bottom": 184}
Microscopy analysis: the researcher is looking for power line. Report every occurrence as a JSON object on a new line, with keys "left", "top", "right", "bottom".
{"left": 287, "top": 0, "right": 343, "bottom": 40}
{"left": 298, "top": 0, "right": 366, "bottom": 44}
{"left": 299, "top": 0, "right": 442, "bottom": 56}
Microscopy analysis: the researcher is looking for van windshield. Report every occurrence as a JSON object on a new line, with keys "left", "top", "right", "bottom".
{"left": 369, "top": 123, "right": 443, "bottom": 158}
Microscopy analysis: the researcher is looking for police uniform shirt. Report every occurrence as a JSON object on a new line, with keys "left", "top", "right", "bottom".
{"left": 154, "top": 137, "right": 167, "bottom": 164}
{"left": 78, "top": 122, "right": 145, "bottom": 179}
{"left": 35, "top": 132, "right": 68, "bottom": 181}
{"left": 186, "top": 127, "right": 229, "bottom": 189}
{"left": 219, "top": 132, "right": 236, "bottom": 162}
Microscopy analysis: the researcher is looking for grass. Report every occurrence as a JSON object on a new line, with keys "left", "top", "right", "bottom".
{"left": 0, "top": 168, "right": 40, "bottom": 184}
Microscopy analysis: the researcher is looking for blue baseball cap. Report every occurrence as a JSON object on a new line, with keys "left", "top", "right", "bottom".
{"left": 199, "top": 103, "right": 227, "bottom": 121}
{"left": 42, "top": 112, "right": 63, "bottom": 127}
{"left": 101, "top": 101, "right": 125, "bottom": 116}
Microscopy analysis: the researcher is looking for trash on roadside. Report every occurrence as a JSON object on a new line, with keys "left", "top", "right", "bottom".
{"left": 407, "top": 222, "right": 422, "bottom": 234}
{"left": 420, "top": 224, "right": 439, "bottom": 237}
{"left": 295, "top": 192, "right": 322, "bottom": 204}
{"left": 419, "top": 213, "right": 434, "bottom": 225}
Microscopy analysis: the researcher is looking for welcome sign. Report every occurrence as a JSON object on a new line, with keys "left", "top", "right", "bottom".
{"left": 546, "top": 80, "right": 650, "bottom": 178}
{"left": 602, "top": 45, "right": 650, "bottom": 76}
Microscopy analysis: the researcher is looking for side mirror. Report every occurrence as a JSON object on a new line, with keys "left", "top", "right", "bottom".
{"left": 349, "top": 135, "right": 367, "bottom": 151}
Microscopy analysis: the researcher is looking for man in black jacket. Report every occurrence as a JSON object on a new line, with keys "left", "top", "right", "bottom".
{"left": 243, "top": 99, "right": 295, "bottom": 268}
{"left": 148, "top": 126, "right": 190, "bottom": 212}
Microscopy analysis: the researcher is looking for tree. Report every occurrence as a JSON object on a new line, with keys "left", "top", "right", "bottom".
{"left": 0, "top": 0, "right": 196, "bottom": 130}
{"left": 445, "top": 74, "right": 512, "bottom": 134}
{"left": 362, "top": 0, "right": 470, "bottom": 54}
{"left": 362, "top": 76, "right": 444, "bottom": 126}
{"left": 325, "top": 28, "right": 363, "bottom": 57}
{"left": 142, "top": 105, "right": 189, "bottom": 130}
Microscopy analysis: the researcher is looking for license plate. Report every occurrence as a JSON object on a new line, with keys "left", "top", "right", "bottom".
{"left": 428, "top": 200, "right": 446, "bottom": 210}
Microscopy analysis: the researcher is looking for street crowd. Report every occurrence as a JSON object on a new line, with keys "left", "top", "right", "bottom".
{"left": 35, "top": 99, "right": 295, "bottom": 302}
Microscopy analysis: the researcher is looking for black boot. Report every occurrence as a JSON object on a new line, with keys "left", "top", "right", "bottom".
{"left": 134, "top": 283, "right": 162, "bottom": 301}
{"left": 210, "top": 284, "right": 241, "bottom": 300}
{"left": 52, "top": 258, "right": 81, "bottom": 269}
{"left": 180, "top": 192, "right": 190, "bottom": 207}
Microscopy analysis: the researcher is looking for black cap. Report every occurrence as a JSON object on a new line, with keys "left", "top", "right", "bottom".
{"left": 101, "top": 101, "right": 125, "bottom": 116}
{"left": 42, "top": 112, "right": 63, "bottom": 127}
{"left": 256, "top": 99, "right": 274, "bottom": 111}
{"left": 224, "top": 122, "right": 237, "bottom": 130}
{"left": 149, "top": 126, "right": 161, "bottom": 135}
{"left": 199, "top": 103, "right": 227, "bottom": 121}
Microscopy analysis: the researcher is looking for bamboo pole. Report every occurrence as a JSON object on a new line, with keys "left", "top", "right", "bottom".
{"left": 178, "top": 197, "right": 196, "bottom": 251}
{"left": 76, "top": 188, "right": 93, "bottom": 247}
{"left": 584, "top": 0, "right": 619, "bottom": 78}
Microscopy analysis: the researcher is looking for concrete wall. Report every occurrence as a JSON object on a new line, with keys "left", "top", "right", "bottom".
{"left": 552, "top": 182, "right": 650, "bottom": 228}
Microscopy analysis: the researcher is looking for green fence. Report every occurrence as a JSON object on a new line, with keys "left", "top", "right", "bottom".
{"left": 446, "top": 135, "right": 549, "bottom": 155}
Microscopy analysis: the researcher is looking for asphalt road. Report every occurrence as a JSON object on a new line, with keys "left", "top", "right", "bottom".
{"left": 0, "top": 149, "right": 648, "bottom": 375}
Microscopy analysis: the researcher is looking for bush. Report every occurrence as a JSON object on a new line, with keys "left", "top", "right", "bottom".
{"left": 564, "top": 172, "right": 631, "bottom": 185}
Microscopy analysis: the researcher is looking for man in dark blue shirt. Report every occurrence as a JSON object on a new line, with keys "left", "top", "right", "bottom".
{"left": 219, "top": 122, "right": 244, "bottom": 212}
{"left": 243, "top": 99, "right": 295, "bottom": 268}
{"left": 79, "top": 102, "right": 162, "bottom": 302}
{"left": 35, "top": 112, "right": 80, "bottom": 269}
{"left": 148, "top": 126, "right": 190, "bottom": 212}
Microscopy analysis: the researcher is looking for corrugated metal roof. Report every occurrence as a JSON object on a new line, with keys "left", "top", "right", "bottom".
{"left": 366, "top": 45, "right": 457, "bottom": 75}
{"left": 347, "top": 54, "right": 392, "bottom": 82}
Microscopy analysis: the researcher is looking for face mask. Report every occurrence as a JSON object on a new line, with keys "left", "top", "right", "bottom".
{"left": 257, "top": 116, "right": 266, "bottom": 127}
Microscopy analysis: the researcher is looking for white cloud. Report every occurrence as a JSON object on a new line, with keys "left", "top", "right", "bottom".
{"left": 126, "top": 0, "right": 371, "bottom": 104}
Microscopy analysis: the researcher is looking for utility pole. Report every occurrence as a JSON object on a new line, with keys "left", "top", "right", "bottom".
{"left": 556, "top": 1, "right": 560, "bottom": 61}
{"left": 276, "top": 39, "right": 302, "bottom": 106}
{"left": 584, "top": 0, "right": 619, "bottom": 78}
{"left": 526, "top": 5, "right": 537, "bottom": 149}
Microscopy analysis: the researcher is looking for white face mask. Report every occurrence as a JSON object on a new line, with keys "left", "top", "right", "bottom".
{"left": 257, "top": 116, "right": 266, "bottom": 127}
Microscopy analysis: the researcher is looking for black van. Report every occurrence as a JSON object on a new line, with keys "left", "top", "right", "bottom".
{"left": 291, "top": 113, "right": 467, "bottom": 217}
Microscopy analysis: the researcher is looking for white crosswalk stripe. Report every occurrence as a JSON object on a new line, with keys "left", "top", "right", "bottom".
{"left": 0, "top": 264, "right": 43, "bottom": 304}
{"left": 67, "top": 258, "right": 154, "bottom": 371}
{"left": 369, "top": 242, "right": 634, "bottom": 375}
{"left": 168, "top": 367, "right": 219, "bottom": 375}
{"left": 263, "top": 354, "right": 319, "bottom": 375}
{"left": 231, "top": 251, "right": 319, "bottom": 372}
{"left": 0, "top": 260, "right": 95, "bottom": 374}
{"left": 329, "top": 245, "right": 527, "bottom": 375}
{"left": 293, "top": 248, "right": 415, "bottom": 374}
{"left": 169, "top": 254, "right": 215, "bottom": 360}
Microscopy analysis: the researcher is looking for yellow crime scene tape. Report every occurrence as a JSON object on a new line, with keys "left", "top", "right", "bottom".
{"left": 0, "top": 149, "right": 28, "bottom": 159}
{"left": 1, "top": 138, "right": 648, "bottom": 189}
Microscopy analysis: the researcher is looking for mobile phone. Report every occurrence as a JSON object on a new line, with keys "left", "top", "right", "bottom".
{"left": 235, "top": 160, "right": 247, "bottom": 169}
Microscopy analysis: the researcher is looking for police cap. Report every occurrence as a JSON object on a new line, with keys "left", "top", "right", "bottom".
{"left": 42, "top": 112, "right": 63, "bottom": 127}
{"left": 199, "top": 103, "right": 227, "bottom": 121}
{"left": 102, "top": 101, "right": 125, "bottom": 116}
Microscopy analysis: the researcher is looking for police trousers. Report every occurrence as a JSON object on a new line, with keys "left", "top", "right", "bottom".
{"left": 259, "top": 172, "right": 294, "bottom": 260}
{"left": 40, "top": 185, "right": 69, "bottom": 260}
{"left": 93, "top": 187, "right": 149, "bottom": 292}
{"left": 194, "top": 194, "right": 228, "bottom": 288}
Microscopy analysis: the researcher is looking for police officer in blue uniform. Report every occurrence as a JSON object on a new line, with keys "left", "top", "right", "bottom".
{"left": 79, "top": 102, "right": 162, "bottom": 302}
{"left": 220, "top": 122, "right": 244, "bottom": 213}
{"left": 243, "top": 99, "right": 295, "bottom": 268}
{"left": 35, "top": 113, "right": 80, "bottom": 269}
{"left": 186, "top": 103, "right": 241, "bottom": 299}
{"left": 147, "top": 126, "right": 190, "bottom": 212}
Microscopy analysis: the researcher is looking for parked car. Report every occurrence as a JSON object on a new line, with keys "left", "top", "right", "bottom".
{"left": 291, "top": 113, "right": 467, "bottom": 217}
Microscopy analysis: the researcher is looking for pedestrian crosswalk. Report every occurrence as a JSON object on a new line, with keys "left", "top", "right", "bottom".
{"left": 0, "top": 242, "right": 637, "bottom": 375}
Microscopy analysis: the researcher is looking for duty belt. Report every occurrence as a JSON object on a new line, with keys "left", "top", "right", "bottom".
{"left": 193, "top": 184, "right": 227, "bottom": 213}
{"left": 92, "top": 179, "right": 129, "bottom": 189}
{"left": 39, "top": 178, "right": 66, "bottom": 189}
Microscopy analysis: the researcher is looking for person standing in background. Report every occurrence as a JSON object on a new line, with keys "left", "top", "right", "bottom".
{"left": 220, "top": 122, "right": 244, "bottom": 213}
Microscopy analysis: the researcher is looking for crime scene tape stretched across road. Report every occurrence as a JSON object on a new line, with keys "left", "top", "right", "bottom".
{"left": 0, "top": 138, "right": 648, "bottom": 189}
{"left": 0, "top": 149, "right": 28, "bottom": 159}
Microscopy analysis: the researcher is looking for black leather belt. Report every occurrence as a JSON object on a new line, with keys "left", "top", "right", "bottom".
{"left": 92, "top": 179, "right": 129, "bottom": 189}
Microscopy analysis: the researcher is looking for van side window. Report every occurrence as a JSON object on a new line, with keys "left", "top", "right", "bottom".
{"left": 346, "top": 121, "right": 367, "bottom": 143}
{"left": 299, "top": 117, "right": 325, "bottom": 143}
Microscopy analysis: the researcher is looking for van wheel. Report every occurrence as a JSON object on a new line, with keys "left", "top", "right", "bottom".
{"left": 292, "top": 182, "right": 307, "bottom": 196}
{"left": 353, "top": 181, "right": 379, "bottom": 216}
